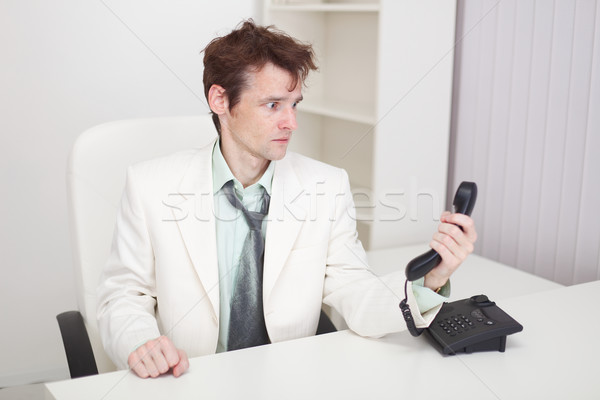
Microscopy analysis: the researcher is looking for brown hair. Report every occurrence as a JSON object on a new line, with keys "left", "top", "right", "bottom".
{"left": 202, "top": 19, "right": 317, "bottom": 134}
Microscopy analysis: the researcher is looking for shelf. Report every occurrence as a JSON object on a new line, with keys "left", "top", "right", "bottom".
{"left": 265, "top": 0, "right": 457, "bottom": 250}
{"left": 300, "top": 97, "right": 376, "bottom": 125}
{"left": 269, "top": 3, "right": 379, "bottom": 13}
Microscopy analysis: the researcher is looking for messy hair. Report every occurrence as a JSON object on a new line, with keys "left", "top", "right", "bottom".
{"left": 202, "top": 19, "right": 317, "bottom": 134}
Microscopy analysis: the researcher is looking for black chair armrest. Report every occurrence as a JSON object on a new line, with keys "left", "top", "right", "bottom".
{"left": 56, "top": 311, "right": 98, "bottom": 378}
{"left": 316, "top": 309, "right": 337, "bottom": 335}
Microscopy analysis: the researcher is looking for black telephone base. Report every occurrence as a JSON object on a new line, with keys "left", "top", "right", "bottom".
{"left": 425, "top": 330, "right": 507, "bottom": 355}
{"left": 425, "top": 295, "right": 523, "bottom": 356}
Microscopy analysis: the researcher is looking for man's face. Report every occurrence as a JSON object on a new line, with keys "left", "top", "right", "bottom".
{"left": 220, "top": 63, "right": 302, "bottom": 163}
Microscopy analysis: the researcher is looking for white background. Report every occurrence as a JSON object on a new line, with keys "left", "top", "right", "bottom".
{"left": 0, "top": 0, "right": 258, "bottom": 385}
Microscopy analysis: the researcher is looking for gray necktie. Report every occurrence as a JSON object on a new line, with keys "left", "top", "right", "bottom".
{"left": 222, "top": 180, "right": 271, "bottom": 350}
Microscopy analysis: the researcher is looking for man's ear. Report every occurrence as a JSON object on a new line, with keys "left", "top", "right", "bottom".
{"left": 208, "top": 84, "right": 229, "bottom": 115}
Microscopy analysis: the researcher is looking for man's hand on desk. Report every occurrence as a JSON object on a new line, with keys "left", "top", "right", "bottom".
{"left": 128, "top": 336, "right": 189, "bottom": 378}
{"left": 424, "top": 211, "right": 477, "bottom": 291}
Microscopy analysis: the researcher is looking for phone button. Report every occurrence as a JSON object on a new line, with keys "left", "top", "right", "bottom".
{"left": 470, "top": 295, "right": 496, "bottom": 307}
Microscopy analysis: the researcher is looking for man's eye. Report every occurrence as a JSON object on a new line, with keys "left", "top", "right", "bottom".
{"left": 266, "top": 102, "right": 277, "bottom": 109}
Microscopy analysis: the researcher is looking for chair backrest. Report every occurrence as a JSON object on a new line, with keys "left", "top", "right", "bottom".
{"left": 67, "top": 115, "right": 217, "bottom": 373}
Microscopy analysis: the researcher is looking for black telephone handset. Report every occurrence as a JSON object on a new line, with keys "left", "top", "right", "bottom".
{"left": 405, "top": 181, "right": 477, "bottom": 281}
{"left": 399, "top": 181, "right": 523, "bottom": 355}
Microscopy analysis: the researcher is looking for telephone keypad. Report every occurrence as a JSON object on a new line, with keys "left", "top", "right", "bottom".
{"left": 438, "top": 313, "right": 478, "bottom": 336}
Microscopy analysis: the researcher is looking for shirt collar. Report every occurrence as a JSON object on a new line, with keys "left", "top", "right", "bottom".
{"left": 212, "top": 139, "right": 274, "bottom": 195}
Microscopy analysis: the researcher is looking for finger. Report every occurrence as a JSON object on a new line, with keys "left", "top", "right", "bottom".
{"left": 172, "top": 349, "right": 190, "bottom": 377}
{"left": 157, "top": 336, "right": 181, "bottom": 369}
{"left": 148, "top": 339, "right": 171, "bottom": 375}
{"left": 441, "top": 212, "right": 470, "bottom": 228}
{"left": 437, "top": 223, "right": 474, "bottom": 254}
{"left": 136, "top": 341, "right": 164, "bottom": 378}
{"left": 430, "top": 238, "right": 461, "bottom": 273}
{"left": 133, "top": 343, "right": 161, "bottom": 378}
{"left": 442, "top": 213, "right": 477, "bottom": 241}
{"left": 432, "top": 232, "right": 467, "bottom": 264}
{"left": 142, "top": 356, "right": 161, "bottom": 378}
{"left": 128, "top": 350, "right": 150, "bottom": 378}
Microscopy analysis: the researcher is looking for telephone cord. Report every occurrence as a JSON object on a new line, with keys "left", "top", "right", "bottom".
{"left": 399, "top": 279, "right": 424, "bottom": 337}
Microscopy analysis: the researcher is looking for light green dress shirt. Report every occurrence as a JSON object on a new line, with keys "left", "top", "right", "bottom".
{"left": 212, "top": 141, "right": 274, "bottom": 352}
{"left": 211, "top": 141, "right": 448, "bottom": 352}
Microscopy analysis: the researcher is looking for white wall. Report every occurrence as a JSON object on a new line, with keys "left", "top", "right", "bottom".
{"left": 449, "top": 0, "right": 600, "bottom": 285}
{"left": 0, "top": 0, "right": 258, "bottom": 386}
{"left": 370, "top": 0, "right": 456, "bottom": 248}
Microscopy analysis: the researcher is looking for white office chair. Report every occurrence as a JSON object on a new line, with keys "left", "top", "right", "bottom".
{"left": 57, "top": 114, "right": 337, "bottom": 378}
{"left": 57, "top": 115, "right": 217, "bottom": 377}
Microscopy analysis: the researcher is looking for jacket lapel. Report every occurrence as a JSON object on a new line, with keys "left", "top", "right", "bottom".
{"left": 170, "top": 146, "right": 308, "bottom": 317}
{"left": 263, "top": 154, "right": 307, "bottom": 303}
{"left": 172, "top": 140, "right": 220, "bottom": 320}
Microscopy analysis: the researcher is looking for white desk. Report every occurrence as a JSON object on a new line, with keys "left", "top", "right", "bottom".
{"left": 325, "top": 245, "right": 563, "bottom": 330}
{"left": 452, "top": 280, "right": 600, "bottom": 399}
{"left": 45, "top": 280, "right": 600, "bottom": 399}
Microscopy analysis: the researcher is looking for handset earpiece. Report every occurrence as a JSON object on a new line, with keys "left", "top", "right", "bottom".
{"left": 404, "top": 181, "right": 477, "bottom": 281}
{"left": 453, "top": 181, "right": 477, "bottom": 216}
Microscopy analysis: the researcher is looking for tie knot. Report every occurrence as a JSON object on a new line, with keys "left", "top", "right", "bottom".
{"left": 221, "top": 180, "right": 269, "bottom": 231}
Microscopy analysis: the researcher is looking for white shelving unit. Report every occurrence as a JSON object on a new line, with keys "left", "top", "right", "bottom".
{"left": 269, "top": 3, "right": 380, "bottom": 12}
{"left": 263, "top": 0, "right": 457, "bottom": 249}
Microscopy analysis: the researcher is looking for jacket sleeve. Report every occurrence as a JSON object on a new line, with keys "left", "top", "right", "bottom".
{"left": 322, "top": 169, "right": 442, "bottom": 337}
{"left": 96, "top": 166, "right": 161, "bottom": 369}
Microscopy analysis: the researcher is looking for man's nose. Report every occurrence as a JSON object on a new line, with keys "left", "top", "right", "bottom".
{"left": 279, "top": 107, "right": 298, "bottom": 131}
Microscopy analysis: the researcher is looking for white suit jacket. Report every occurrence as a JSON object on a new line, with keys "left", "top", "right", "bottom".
{"left": 97, "top": 140, "right": 440, "bottom": 368}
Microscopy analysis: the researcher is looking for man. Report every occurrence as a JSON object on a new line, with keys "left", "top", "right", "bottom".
{"left": 97, "top": 20, "right": 477, "bottom": 379}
